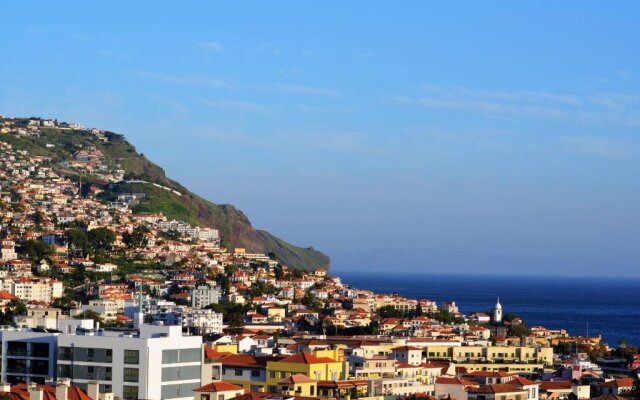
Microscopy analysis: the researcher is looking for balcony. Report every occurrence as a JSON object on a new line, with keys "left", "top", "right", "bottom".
{"left": 5, "top": 366, "right": 28, "bottom": 374}
{"left": 5, "top": 351, "right": 50, "bottom": 359}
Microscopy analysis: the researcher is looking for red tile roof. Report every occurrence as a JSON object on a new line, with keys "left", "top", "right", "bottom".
{"left": 11, "top": 384, "right": 92, "bottom": 400}
{"left": 436, "top": 377, "right": 478, "bottom": 386}
{"left": 194, "top": 381, "right": 244, "bottom": 392}
{"left": 598, "top": 378, "right": 634, "bottom": 388}
{"left": 0, "top": 290, "right": 17, "bottom": 300}
{"left": 468, "top": 384, "right": 527, "bottom": 394}
{"left": 539, "top": 381, "right": 572, "bottom": 390}
{"left": 278, "top": 374, "right": 316, "bottom": 385}
{"left": 392, "top": 345, "right": 422, "bottom": 351}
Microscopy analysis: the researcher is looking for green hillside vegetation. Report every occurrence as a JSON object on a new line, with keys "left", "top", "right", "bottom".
{"left": 0, "top": 119, "right": 329, "bottom": 270}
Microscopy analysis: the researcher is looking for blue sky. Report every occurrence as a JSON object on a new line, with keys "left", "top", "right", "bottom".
{"left": 1, "top": 2, "right": 639, "bottom": 275}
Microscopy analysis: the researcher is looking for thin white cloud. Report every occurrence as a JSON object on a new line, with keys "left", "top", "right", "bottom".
{"left": 198, "top": 98, "right": 273, "bottom": 115}
{"left": 135, "top": 71, "right": 339, "bottom": 99}
{"left": 135, "top": 70, "right": 231, "bottom": 89}
{"left": 197, "top": 41, "right": 224, "bottom": 52}
{"left": 192, "top": 125, "right": 379, "bottom": 156}
{"left": 396, "top": 84, "right": 640, "bottom": 127}
{"left": 265, "top": 83, "right": 340, "bottom": 97}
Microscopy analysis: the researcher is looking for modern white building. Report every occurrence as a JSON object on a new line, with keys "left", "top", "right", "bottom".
{"left": 191, "top": 285, "right": 220, "bottom": 309}
{"left": 57, "top": 323, "right": 203, "bottom": 400}
{"left": 0, "top": 327, "right": 60, "bottom": 384}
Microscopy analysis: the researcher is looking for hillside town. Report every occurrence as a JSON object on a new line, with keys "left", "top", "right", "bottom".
{"left": 0, "top": 117, "right": 638, "bottom": 400}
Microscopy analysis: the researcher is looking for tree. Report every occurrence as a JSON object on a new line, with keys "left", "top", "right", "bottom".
{"left": 415, "top": 302, "right": 424, "bottom": 317}
{"left": 32, "top": 211, "right": 45, "bottom": 229}
{"left": 428, "top": 309, "right": 463, "bottom": 324}
{"left": 0, "top": 299, "right": 27, "bottom": 325}
{"left": 123, "top": 226, "right": 149, "bottom": 249}
{"left": 75, "top": 310, "right": 103, "bottom": 325}
{"left": 167, "top": 283, "right": 183, "bottom": 297}
{"left": 301, "top": 290, "right": 323, "bottom": 313}
{"left": 88, "top": 227, "right": 116, "bottom": 255}
{"left": 19, "top": 239, "right": 53, "bottom": 262}
{"left": 51, "top": 295, "right": 76, "bottom": 312}
{"left": 273, "top": 264, "right": 284, "bottom": 280}
{"left": 65, "top": 228, "right": 89, "bottom": 255}
{"left": 224, "top": 264, "right": 238, "bottom": 276}
{"left": 509, "top": 323, "right": 532, "bottom": 338}
{"left": 215, "top": 274, "right": 230, "bottom": 294}
{"left": 377, "top": 305, "right": 405, "bottom": 319}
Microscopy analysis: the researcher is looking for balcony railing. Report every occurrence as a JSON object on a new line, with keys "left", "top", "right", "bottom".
{"left": 6, "top": 350, "right": 50, "bottom": 358}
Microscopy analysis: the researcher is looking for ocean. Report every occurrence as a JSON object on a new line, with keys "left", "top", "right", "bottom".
{"left": 335, "top": 270, "right": 640, "bottom": 347}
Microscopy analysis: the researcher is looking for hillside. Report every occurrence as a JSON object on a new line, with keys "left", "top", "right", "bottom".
{"left": 0, "top": 118, "right": 329, "bottom": 270}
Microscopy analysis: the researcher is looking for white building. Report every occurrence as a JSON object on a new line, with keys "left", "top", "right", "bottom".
{"left": 191, "top": 285, "right": 220, "bottom": 309}
{"left": 95, "top": 263, "right": 118, "bottom": 273}
{"left": 1, "top": 277, "right": 64, "bottom": 303}
{"left": 81, "top": 300, "right": 119, "bottom": 321}
{"left": 1, "top": 240, "right": 18, "bottom": 262}
{"left": 57, "top": 323, "right": 203, "bottom": 400}
{"left": 186, "top": 309, "right": 224, "bottom": 335}
{"left": 0, "top": 326, "right": 60, "bottom": 384}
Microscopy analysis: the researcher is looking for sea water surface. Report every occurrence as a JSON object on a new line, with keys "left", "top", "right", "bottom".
{"left": 336, "top": 271, "right": 640, "bottom": 346}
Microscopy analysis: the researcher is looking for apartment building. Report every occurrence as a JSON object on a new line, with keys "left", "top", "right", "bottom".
{"left": 0, "top": 327, "right": 59, "bottom": 385}
{"left": 57, "top": 324, "right": 202, "bottom": 400}
{"left": 191, "top": 285, "right": 221, "bottom": 309}
{"left": 0, "top": 277, "right": 64, "bottom": 303}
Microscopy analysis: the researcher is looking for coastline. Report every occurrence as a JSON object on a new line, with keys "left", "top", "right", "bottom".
{"left": 336, "top": 269, "right": 640, "bottom": 346}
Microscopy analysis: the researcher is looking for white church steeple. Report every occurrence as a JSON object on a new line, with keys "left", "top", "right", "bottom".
{"left": 492, "top": 297, "right": 503, "bottom": 323}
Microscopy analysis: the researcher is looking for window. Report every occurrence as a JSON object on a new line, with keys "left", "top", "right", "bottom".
{"left": 123, "top": 368, "right": 139, "bottom": 383}
{"left": 100, "top": 385, "right": 112, "bottom": 394}
{"left": 58, "top": 364, "right": 72, "bottom": 378}
{"left": 163, "top": 366, "right": 200, "bottom": 381}
{"left": 87, "top": 348, "right": 94, "bottom": 361}
{"left": 251, "top": 370, "right": 260, "bottom": 378}
{"left": 161, "top": 384, "right": 179, "bottom": 399}
{"left": 179, "top": 348, "right": 201, "bottom": 362}
{"left": 269, "top": 371, "right": 275, "bottom": 378}
{"left": 58, "top": 347, "right": 73, "bottom": 361}
{"left": 123, "top": 385, "right": 138, "bottom": 400}
{"left": 124, "top": 349, "right": 139, "bottom": 364}
{"left": 162, "top": 349, "right": 179, "bottom": 364}
{"left": 106, "top": 349, "right": 113, "bottom": 363}
{"left": 235, "top": 369, "right": 243, "bottom": 376}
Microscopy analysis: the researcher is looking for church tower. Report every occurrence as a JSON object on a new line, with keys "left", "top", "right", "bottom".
{"left": 492, "top": 297, "right": 503, "bottom": 323}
